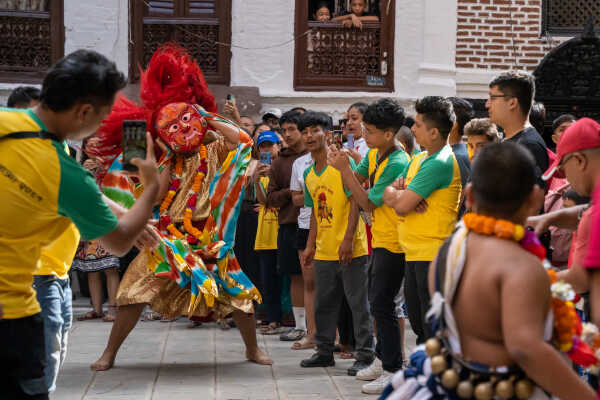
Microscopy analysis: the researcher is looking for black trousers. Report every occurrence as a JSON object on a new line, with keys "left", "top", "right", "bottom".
{"left": 0, "top": 313, "right": 49, "bottom": 399}
{"left": 234, "top": 207, "right": 261, "bottom": 291}
{"left": 258, "top": 250, "right": 281, "bottom": 323}
{"left": 404, "top": 261, "right": 431, "bottom": 345}
{"left": 369, "top": 248, "right": 405, "bottom": 373}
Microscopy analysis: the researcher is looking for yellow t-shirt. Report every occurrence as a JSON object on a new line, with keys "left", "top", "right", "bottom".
{"left": 304, "top": 163, "right": 368, "bottom": 261}
{"left": 37, "top": 144, "right": 81, "bottom": 279}
{"left": 0, "top": 108, "right": 118, "bottom": 319}
{"left": 355, "top": 149, "right": 409, "bottom": 254}
{"left": 254, "top": 177, "right": 279, "bottom": 250}
{"left": 399, "top": 145, "right": 461, "bottom": 261}
{"left": 37, "top": 225, "right": 80, "bottom": 279}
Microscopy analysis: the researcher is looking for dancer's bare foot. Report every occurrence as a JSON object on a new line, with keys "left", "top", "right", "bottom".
{"left": 90, "top": 351, "right": 116, "bottom": 371}
{"left": 246, "top": 347, "right": 273, "bottom": 365}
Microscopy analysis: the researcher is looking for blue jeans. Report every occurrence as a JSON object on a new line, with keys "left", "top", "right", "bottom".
{"left": 33, "top": 275, "right": 73, "bottom": 393}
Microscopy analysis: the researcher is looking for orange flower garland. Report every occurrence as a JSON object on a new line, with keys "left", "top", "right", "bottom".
{"left": 158, "top": 145, "right": 208, "bottom": 244}
{"left": 547, "top": 270, "right": 579, "bottom": 352}
{"left": 463, "top": 212, "right": 525, "bottom": 242}
{"left": 183, "top": 145, "right": 208, "bottom": 243}
{"left": 160, "top": 156, "right": 183, "bottom": 213}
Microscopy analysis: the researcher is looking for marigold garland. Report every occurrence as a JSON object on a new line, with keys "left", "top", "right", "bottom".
{"left": 159, "top": 145, "right": 208, "bottom": 243}
{"left": 160, "top": 156, "right": 184, "bottom": 213}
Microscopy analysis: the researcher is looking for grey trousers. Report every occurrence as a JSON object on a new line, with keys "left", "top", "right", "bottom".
{"left": 314, "top": 256, "right": 374, "bottom": 362}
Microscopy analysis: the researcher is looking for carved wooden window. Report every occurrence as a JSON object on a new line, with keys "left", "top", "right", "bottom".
{"left": 130, "top": 0, "right": 231, "bottom": 85}
{"left": 542, "top": 0, "right": 600, "bottom": 35}
{"left": 295, "top": 0, "right": 394, "bottom": 92}
{"left": 0, "top": 0, "right": 64, "bottom": 82}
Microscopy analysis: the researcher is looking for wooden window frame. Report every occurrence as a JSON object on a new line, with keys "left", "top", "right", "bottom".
{"left": 294, "top": 0, "right": 395, "bottom": 92}
{"left": 129, "top": 0, "right": 231, "bottom": 85}
{"left": 541, "top": 0, "right": 598, "bottom": 36}
{"left": 0, "top": 0, "right": 64, "bottom": 83}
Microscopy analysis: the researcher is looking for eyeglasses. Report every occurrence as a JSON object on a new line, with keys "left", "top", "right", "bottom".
{"left": 557, "top": 153, "right": 579, "bottom": 173}
{"left": 488, "top": 94, "right": 511, "bottom": 100}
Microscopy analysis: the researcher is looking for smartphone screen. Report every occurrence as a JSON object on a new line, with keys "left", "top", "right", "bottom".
{"left": 332, "top": 131, "right": 343, "bottom": 149}
{"left": 227, "top": 94, "right": 235, "bottom": 102}
{"left": 122, "top": 120, "right": 147, "bottom": 171}
{"left": 259, "top": 152, "right": 271, "bottom": 165}
{"left": 347, "top": 133, "right": 354, "bottom": 149}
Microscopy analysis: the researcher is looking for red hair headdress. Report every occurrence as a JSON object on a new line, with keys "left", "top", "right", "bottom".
{"left": 90, "top": 43, "right": 217, "bottom": 175}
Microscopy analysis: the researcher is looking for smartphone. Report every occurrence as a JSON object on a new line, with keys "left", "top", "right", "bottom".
{"left": 226, "top": 94, "right": 235, "bottom": 102}
{"left": 347, "top": 133, "right": 354, "bottom": 149}
{"left": 332, "top": 130, "right": 343, "bottom": 149}
{"left": 122, "top": 120, "right": 147, "bottom": 171}
{"left": 259, "top": 151, "right": 271, "bottom": 165}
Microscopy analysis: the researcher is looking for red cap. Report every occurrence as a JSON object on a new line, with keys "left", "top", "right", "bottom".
{"left": 543, "top": 118, "right": 600, "bottom": 181}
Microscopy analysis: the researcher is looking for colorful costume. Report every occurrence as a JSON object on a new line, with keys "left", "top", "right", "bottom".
{"left": 93, "top": 44, "right": 259, "bottom": 319}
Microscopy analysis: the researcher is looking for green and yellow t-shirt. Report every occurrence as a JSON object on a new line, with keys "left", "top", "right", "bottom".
{"left": 304, "top": 161, "right": 368, "bottom": 261}
{"left": 254, "top": 177, "right": 279, "bottom": 251}
{"left": 355, "top": 148, "right": 409, "bottom": 254}
{"left": 400, "top": 145, "right": 461, "bottom": 261}
{"left": 0, "top": 108, "right": 118, "bottom": 319}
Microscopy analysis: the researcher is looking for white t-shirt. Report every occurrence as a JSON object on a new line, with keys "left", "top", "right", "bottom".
{"left": 290, "top": 153, "right": 313, "bottom": 229}
{"left": 346, "top": 137, "right": 369, "bottom": 159}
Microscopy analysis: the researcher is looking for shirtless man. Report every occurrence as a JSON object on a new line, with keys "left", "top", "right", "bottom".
{"left": 384, "top": 142, "right": 594, "bottom": 399}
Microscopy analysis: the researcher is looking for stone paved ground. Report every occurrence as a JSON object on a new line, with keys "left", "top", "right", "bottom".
{"left": 53, "top": 299, "right": 416, "bottom": 400}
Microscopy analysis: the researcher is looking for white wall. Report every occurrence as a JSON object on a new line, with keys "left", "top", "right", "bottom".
{"left": 64, "top": 0, "right": 129, "bottom": 77}
{"left": 230, "top": 0, "right": 459, "bottom": 118}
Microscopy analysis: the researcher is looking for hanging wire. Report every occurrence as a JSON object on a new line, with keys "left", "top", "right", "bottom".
{"left": 139, "top": 0, "right": 312, "bottom": 51}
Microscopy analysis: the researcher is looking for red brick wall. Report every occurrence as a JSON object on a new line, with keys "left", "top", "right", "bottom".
{"left": 456, "top": 0, "right": 563, "bottom": 71}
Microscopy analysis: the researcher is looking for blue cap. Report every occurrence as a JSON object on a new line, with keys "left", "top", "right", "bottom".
{"left": 257, "top": 130, "right": 280, "bottom": 146}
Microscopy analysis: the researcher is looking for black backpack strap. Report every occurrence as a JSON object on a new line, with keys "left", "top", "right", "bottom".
{"left": 368, "top": 144, "right": 403, "bottom": 188}
{"left": 0, "top": 131, "right": 60, "bottom": 141}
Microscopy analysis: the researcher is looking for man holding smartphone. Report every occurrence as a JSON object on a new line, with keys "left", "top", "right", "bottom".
{"left": 0, "top": 50, "right": 159, "bottom": 400}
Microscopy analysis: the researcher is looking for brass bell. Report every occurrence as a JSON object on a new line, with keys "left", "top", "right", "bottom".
{"left": 430, "top": 355, "right": 447, "bottom": 374}
{"left": 515, "top": 379, "right": 534, "bottom": 399}
{"left": 474, "top": 382, "right": 493, "bottom": 400}
{"left": 425, "top": 338, "right": 442, "bottom": 357}
{"left": 495, "top": 379, "right": 515, "bottom": 399}
{"left": 441, "top": 369, "right": 459, "bottom": 389}
{"left": 457, "top": 381, "right": 474, "bottom": 399}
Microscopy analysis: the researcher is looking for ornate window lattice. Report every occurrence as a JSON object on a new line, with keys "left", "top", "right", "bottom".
{"left": 542, "top": 0, "right": 600, "bottom": 35}
{"left": 0, "top": 0, "right": 63, "bottom": 82}
{"left": 130, "top": 0, "right": 230, "bottom": 84}
{"left": 295, "top": 0, "right": 394, "bottom": 92}
{"left": 307, "top": 23, "right": 381, "bottom": 77}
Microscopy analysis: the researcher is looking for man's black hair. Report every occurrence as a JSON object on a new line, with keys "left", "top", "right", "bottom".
{"left": 298, "top": 110, "right": 332, "bottom": 132}
{"left": 290, "top": 107, "right": 307, "bottom": 114}
{"left": 552, "top": 114, "right": 576, "bottom": 132}
{"left": 529, "top": 101, "right": 546, "bottom": 135}
{"left": 280, "top": 110, "right": 302, "bottom": 127}
{"left": 414, "top": 96, "right": 455, "bottom": 140}
{"left": 447, "top": 97, "right": 474, "bottom": 135}
{"left": 471, "top": 142, "right": 536, "bottom": 215}
{"left": 562, "top": 189, "right": 589, "bottom": 205}
{"left": 404, "top": 116, "right": 415, "bottom": 129}
{"left": 362, "top": 98, "right": 405, "bottom": 132}
{"left": 7, "top": 86, "right": 40, "bottom": 108}
{"left": 348, "top": 101, "right": 368, "bottom": 116}
{"left": 489, "top": 71, "right": 536, "bottom": 116}
{"left": 40, "top": 49, "right": 126, "bottom": 113}
{"left": 561, "top": 189, "right": 591, "bottom": 206}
